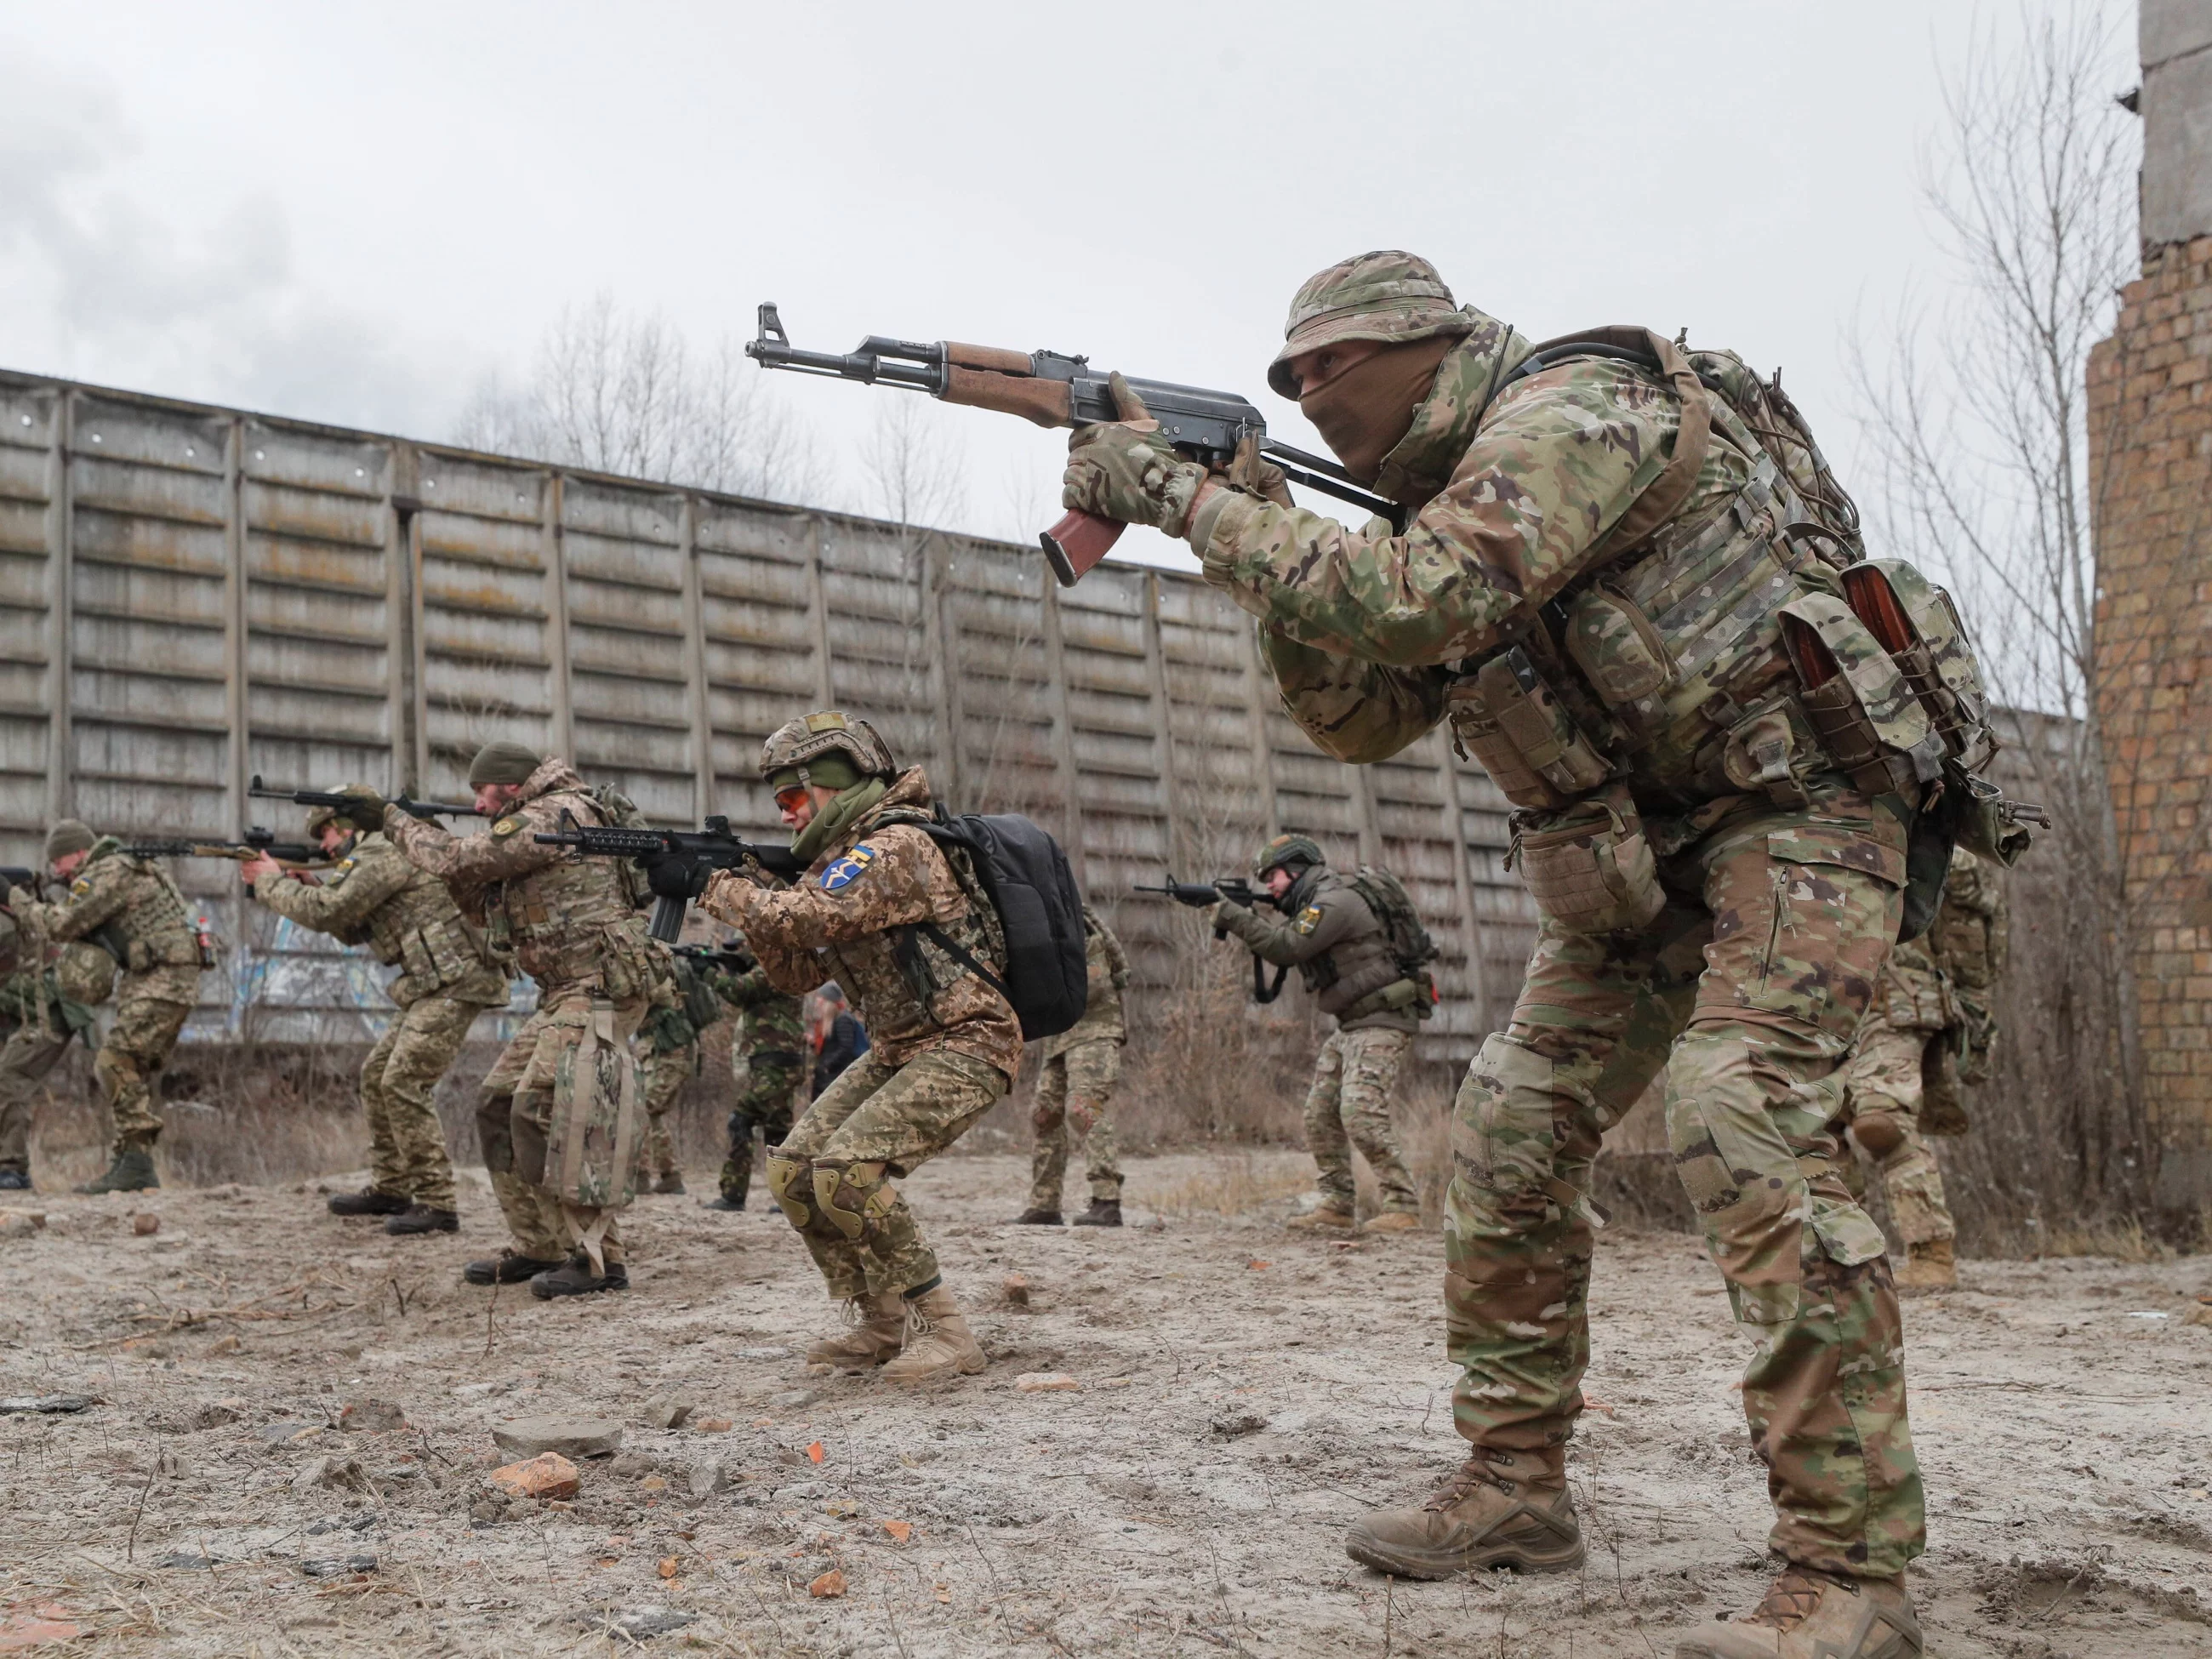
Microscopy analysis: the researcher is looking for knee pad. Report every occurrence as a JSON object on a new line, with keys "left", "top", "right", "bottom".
{"left": 811, "top": 1159, "right": 892, "bottom": 1243}
{"left": 1851, "top": 1109, "right": 1906, "bottom": 1160}
{"left": 509, "top": 1091, "right": 550, "bottom": 1186}
{"left": 476, "top": 1091, "right": 516, "bottom": 1174}
{"left": 765, "top": 1152, "right": 813, "bottom": 1229}
{"left": 726, "top": 1109, "right": 750, "bottom": 1143}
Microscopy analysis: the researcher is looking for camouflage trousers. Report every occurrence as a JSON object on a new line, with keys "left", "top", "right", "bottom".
{"left": 722, "top": 1051, "right": 803, "bottom": 1204}
{"left": 478, "top": 983, "right": 647, "bottom": 1267}
{"left": 1029, "top": 1038, "right": 1123, "bottom": 1211}
{"left": 98, "top": 993, "right": 192, "bottom": 1152}
{"left": 0, "top": 1018, "right": 71, "bottom": 1170}
{"left": 1306, "top": 1026, "right": 1417, "bottom": 1213}
{"left": 1839, "top": 1017, "right": 1955, "bottom": 1246}
{"left": 769, "top": 1047, "right": 1006, "bottom": 1301}
{"left": 361, "top": 993, "right": 485, "bottom": 1212}
{"left": 640, "top": 1039, "right": 698, "bottom": 1183}
{"left": 1447, "top": 799, "right": 1923, "bottom": 1578}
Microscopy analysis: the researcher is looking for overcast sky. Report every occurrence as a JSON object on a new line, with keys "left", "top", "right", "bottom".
{"left": 0, "top": 2, "right": 2137, "bottom": 571}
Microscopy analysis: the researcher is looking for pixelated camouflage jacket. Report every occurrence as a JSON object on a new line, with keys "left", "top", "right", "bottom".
{"left": 711, "top": 961, "right": 807, "bottom": 1065}
{"left": 1213, "top": 866, "right": 1417, "bottom": 1033}
{"left": 252, "top": 831, "right": 507, "bottom": 1009}
{"left": 385, "top": 757, "right": 656, "bottom": 1002}
{"left": 697, "top": 767, "right": 1023, "bottom": 1080}
{"left": 17, "top": 839, "right": 201, "bottom": 1005}
{"left": 1876, "top": 847, "right": 2008, "bottom": 1031}
{"left": 1185, "top": 311, "right": 1876, "bottom": 819}
{"left": 1041, "top": 905, "right": 1130, "bottom": 1058}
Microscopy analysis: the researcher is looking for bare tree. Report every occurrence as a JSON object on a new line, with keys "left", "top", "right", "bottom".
{"left": 1850, "top": 5, "right": 2155, "bottom": 1226}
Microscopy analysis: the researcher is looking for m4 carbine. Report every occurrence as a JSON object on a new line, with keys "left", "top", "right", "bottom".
{"left": 125, "top": 826, "right": 325, "bottom": 864}
{"left": 249, "top": 776, "right": 482, "bottom": 821}
{"left": 744, "top": 305, "right": 1404, "bottom": 587}
{"left": 1132, "top": 875, "right": 1291, "bottom": 1004}
{"left": 533, "top": 815, "right": 804, "bottom": 944}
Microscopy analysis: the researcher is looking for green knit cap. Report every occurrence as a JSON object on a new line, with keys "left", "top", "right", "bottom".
{"left": 468, "top": 740, "right": 542, "bottom": 787}
{"left": 43, "top": 818, "right": 94, "bottom": 863}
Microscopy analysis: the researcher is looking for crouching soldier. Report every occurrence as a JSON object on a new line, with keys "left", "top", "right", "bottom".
{"left": 373, "top": 741, "right": 657, "bottom": 1298}
{"left": 240, "top": 792, "right": 510, "bottom": 1235}
{"left": 698, "top": 711, "right": 1020, "bottom": 1385}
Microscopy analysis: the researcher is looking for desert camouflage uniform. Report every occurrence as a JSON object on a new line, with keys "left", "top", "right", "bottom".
{"left": 699, "top": 767, "right": 1022, "bottom": 1301}
{"left": 387, "top": 758, "right": 657, "bottom": 1269}
{"left": 1183, "top": 311, "right": 1926, "bottom": 1576}
{"left": 1029, "top": 907, "right": 1130, "bottom": 1211}
{"left": 14, "top": 840, "right": 201, "bottom": 1158}
{"left": 1217, "top": 869, "right": 1421, "bottom": 1215}
{"left": 1839, "top": 847, "right": 2008, "bottom": 1246}
{"left": 251, "top": 831, "right": 508, "bottom": 1211}
{"left": 712, "top": 961, "right": 806, "bottom": 1205}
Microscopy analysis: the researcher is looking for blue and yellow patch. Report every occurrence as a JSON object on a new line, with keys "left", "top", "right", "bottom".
{"left": 1293, "top": 905, "right": 1323, "bottom": 936}
{"left": 818, "top": 843, "right": 878, "bottom": 893}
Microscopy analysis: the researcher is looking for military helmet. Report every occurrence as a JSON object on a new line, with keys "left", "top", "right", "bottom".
{"left": 1254, "top": 832, "right": 1325, "bottom": 879}
{"left": 1267, "top": 250, "right": 1475, "bottom": 398}
{"left": 302, "top": 784, "right": 353, "bottom": 838}
{"left": 759, "top": 711, "right": 898, "bottom": 785}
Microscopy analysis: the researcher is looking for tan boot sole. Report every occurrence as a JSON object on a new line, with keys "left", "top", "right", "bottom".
{"left": 1344, "top": 1520, "right": 1584, "bottom": 1581}
{"left": 883, "top": 1348, "right": 986, "bottom": 1385}
{"left": 1288, "top": 1209, "right": 1357, "bottom": 1232}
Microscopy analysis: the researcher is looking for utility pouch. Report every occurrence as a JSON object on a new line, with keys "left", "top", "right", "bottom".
{"left": 1841, "top": 562, "right": 1998, "bottom": 773}
{"left": 545, "top": 996, "right": 642, "bottom": 1211}
{"left": 1467, "top": 646, "right": 1612, "bottom": 805}
{"left": 1445, "top": 673, "right": 1567, "bottom": 809}
{"left": 1721, "top": 697, "right": 1822, "bottom": 807}
{"left": 1562, "top": 584, "right": 1674, "bottom": 715}
{"left": 1508, "top": 784, "right": 1666, "bottom": 936}
{"left": 1779, "top": 594, "right": 1943, "bottom": 798}
{"left": 53, "top": 941, "right": 116, "bottom": 1006}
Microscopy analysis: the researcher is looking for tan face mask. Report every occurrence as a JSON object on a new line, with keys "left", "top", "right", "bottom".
{"left": 1297, "top": 335, "right": 1457, "bottom": 487}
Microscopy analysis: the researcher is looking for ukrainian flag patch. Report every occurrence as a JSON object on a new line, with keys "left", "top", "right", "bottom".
{"left": 819, "top": 844, "right": 878, "bottom": 893}
{"left": 1294, "top": 905, "right": 1323, "bottom": 936}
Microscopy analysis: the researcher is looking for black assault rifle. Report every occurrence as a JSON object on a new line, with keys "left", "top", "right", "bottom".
{"left": 1132, "top": 875, "right": 1291, "bottom": 1004}
{"left": 745, "top": 304, "right": 1405, "bottom": 587}
{"left": 532, "top": 815, "right": 805, "bottom": 944}
{"left": 249, "top": 776, "right": 482, "bottom": 822}
{"left": 0, "top": 867, "right": 38, "bottom": 896}
{"left": 125, "top": 826, "right": 325, "bottom": 865}
{"left": 673, "top": 941, "right": 758, "bottom": 973}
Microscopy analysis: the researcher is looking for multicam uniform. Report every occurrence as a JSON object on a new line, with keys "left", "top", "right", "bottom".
{"left": 385, "top": 758, "right": 658, "bottom": 1272}
{"left": 13, "top": 840, "right": 202, "bottom": 1160}
{"left": 713, "top": 961, "right": 806, "bottom": 1206}
{"left": 1028, "top": 906, "right": 1129, "bottom": 1215}
{"left": 700, "top": 765, "right": 1023, "bottom": 1305}
{"left": 0, "top": 911, "right": 107, "bottom": 1178}
{"left": 1215, "top": 870, "right": 1421, "bottom": 1217}
{"left": 250, "top": 832, "right": 509, "bottom": 1212}
{"left": 1839, "top": 847, "right": 2008, "bottom": 1251}
{"left": 636, "top": 950, "right": 706, "bottom": 1189}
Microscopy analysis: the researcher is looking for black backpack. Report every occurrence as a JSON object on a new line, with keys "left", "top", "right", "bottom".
{"left": 910, "top": 812, "right": 1089, "bottom": 1041}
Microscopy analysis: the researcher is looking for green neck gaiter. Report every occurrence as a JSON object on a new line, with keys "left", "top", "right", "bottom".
{"left": 790, "top": 778, "right": 889, "bottom": 867}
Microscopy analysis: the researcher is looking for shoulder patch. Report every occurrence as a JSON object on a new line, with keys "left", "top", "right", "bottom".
{"left": 70, "top": 877, "right": 89, "bottom": 897}
{"left": 490, "top": 816, "right": 524, "bottom": 839}
{"left": 1293, "top": 905, "right": 1323, "bottom": 936}
{"left": 818, "top": 843, "right": 878, "bottom": 893}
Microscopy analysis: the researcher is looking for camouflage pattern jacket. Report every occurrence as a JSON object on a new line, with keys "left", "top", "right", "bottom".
{"left": 16, "top": 839, "right": 201, "bottom": 1006}
{"left": 713, "top": 962, "right": 807, "bottom": 1065}
{"left": 1214, "top": 867, "right": 1418, "bottom": 1034}
{"left": 385, "top": 757, "right": 657, "bottom": 1002}
{"left": 1041, "top": 906, "right": 1130, "bottom": 1060}
{"left": 252, "top": 831, "right": 508, "bottom": 1010}
{"left": 697, "top": 767, "right": 1023, "bottom": 1080}
{"left": 1878, "top": 847, "right": 2008, "bottom": 1033}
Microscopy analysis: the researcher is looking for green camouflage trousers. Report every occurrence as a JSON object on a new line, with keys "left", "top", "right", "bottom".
{"left": 1447, "top": 800, "right": 1923, "bottom": 1578}
{"left": 1306, "top": 1026, "right": 1417, "bottom": 1213}
{"left": 361, "top": 993, "right": 483, "bottom": 1211}
{"left": 722, "top": 1051, "right": 803, "bottom": 1203}
{"left": 1839, "top": 1017, "right": 1955, "bottom": 1246}
{"left": 0, "top": 1018, "right": 71, "bottom": 1170}
{"left": 477, "top": 984, "right": 647, "bottom": 1266}
{"left": 1029, "top": 1038, "right": 1123, "bottom": 1210}
{"left": 640, "top": 1038, "right": 697, "bottom": 1182}
{"left": 769, "top": 1047, "right": 1006, "bottom": 1301}
{"left": 98, "top": 993, "right": 193, "bottom": 1152}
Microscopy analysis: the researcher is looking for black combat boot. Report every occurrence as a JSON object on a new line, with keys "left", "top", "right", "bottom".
{"left": 703, "top": 1194, "right": 744, "bottom": 1211}
{"left": 462, "top": 1251, "right": 564, "bottom": 1286}
{"left": 528, "top": 1253, "right": 629, "bottom": 1298}
{"left": 0, "top": 1166, "right": 32, "bottom": 1192}
{"left": 1011, "top": 1207, "right": 1063, "bottom": 1226}
{"left": 77, "top": 1148, "right": 158, "bottom": 1194}
{"left": 385, "top": 1205, "right": 459, "bottom": 1235}
{"left": 651, "top": 1172, "right": 687, "bottom": 1195}
{"left": 1072, "top": 1199, "right": 1123, "bottom": 1228}
{"left": 328, "top": 1187, "right": 409, "bottom": 1217}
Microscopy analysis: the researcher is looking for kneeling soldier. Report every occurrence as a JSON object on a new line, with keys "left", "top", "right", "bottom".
{"left": 698, "top": 711, "right": 1020, "bottom": 1385}
{"left": 241, "top": 792, "right": 510, "bottom": 1235}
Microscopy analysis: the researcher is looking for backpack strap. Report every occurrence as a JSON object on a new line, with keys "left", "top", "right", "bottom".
{"left": 914, "top": 921, "right": 1011, "bottom": 1006}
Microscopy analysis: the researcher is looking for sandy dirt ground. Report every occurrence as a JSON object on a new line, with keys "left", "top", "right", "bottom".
{"left": 1, "top": 1148, "right": 2209, "bottom": 1657}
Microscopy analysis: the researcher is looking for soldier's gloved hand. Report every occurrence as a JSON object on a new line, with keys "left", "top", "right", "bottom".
{"left": 1211, "top": 900, "right": 1236, "bottom": 939}
{"left": 1063, "top": 372, "right": 1211, "bottom": 536}
{"left": 1223, "top": 431, "right": 1294, "bottom": 508}
{"left": 640, "top": 852, "right": 710, "bottom": 902}
{"left": 338, "top": 786, "right": 388, "bottom": 833}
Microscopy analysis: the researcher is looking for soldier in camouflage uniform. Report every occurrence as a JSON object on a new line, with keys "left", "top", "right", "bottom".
{"left": 0, "top": 896, "right": 111, "bottom": 1192}
{"left": 702, "top": 946, "right": 807, "bottom": 1211}
{"left": 1059, "top": 251, "right": 2001, "bottom": 1655}
{"left": 1212, "top": 836, "right": 1423, "bottom": 1234}
{"left": 1015, "top": 904, "right": 1130, "bottom": 1228}
{"left": 374, "top": 742, "right": 658, "bottom": 1299}
{"left": 698, "top": 712, "right": 1021, "bottom": 1386}
{"left": 8, "top": 819, "right": 203, "bottom": 1195}
{"left": 239, "top": 794, "right": 510, "bottom": 1235}
{"left": 1839, "top": 846, "right": 2008, "bottom": 1292}
{"left": 636, "top": 948, "right": 708, "bottom": 1197}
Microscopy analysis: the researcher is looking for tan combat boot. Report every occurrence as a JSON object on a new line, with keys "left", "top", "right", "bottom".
{"left": 804, "top": 1292, "right": 907, "bottom": 1371}
{"left": 1674, "top": 1564, "right": 1921, "bottom": 1658}
{"left": 881, "top": 1285, "right": 986, "bottom": 1384}
{"left": 1343, "top": 1446, "right": 1582, "bottom": 1579}
{"left": 1287, "top": 1204, "right": 1356, "bottom": 1233}
{"left": 1896, "top": 1239, "right": 1956, "bottom": 1291}
{"left": 1363, "top": 1210, "right": 1422, "bottom": 1234}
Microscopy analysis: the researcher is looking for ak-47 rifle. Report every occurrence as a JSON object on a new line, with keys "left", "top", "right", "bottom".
{"left": 744, "top": 305, "right": 1404, "bottom": 587}
{"left": 532, "top": 814, "right": 805, "bottom": 944}
{"left": 1132, "top": 875, "right": 1291, "bottom": 1004}
{"left": 124, "top": 826, "right": 326, "bottom": 865}
{"left": 249, "top": 776, "right": 482, "bottom": 822}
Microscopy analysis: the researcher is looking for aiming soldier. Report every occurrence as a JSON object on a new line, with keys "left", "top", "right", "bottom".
{"left": 1057, "top": 249, "right": 2006, "bottom": 1656}
{"left": 368, "top": 741, "right": 658, "bottom": 1299}
{"left": 697, "top": 712, "right": 1019, "bottom": 1385}
{"left": 7, "top": 820, "right": 205, "bottom": 1195}
{"left": 1839, "top": 846, "right": 2009, "bottom": 1291}
{"left": 703, "top": 944, "right": 807, "bottom": 1212}
{"left": 239, "top": 793, "right": 510, "bottom": 1236}
{"left": 1014, "top": 904, "right": 1131, "bottom": 1228}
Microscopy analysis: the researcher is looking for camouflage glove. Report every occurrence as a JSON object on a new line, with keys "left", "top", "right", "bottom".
{"left": 1063, "top": 372, "right": 1211, "bottom": 535}
{"left": 338, "top": 785, "right": 388, "bottom": 833}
